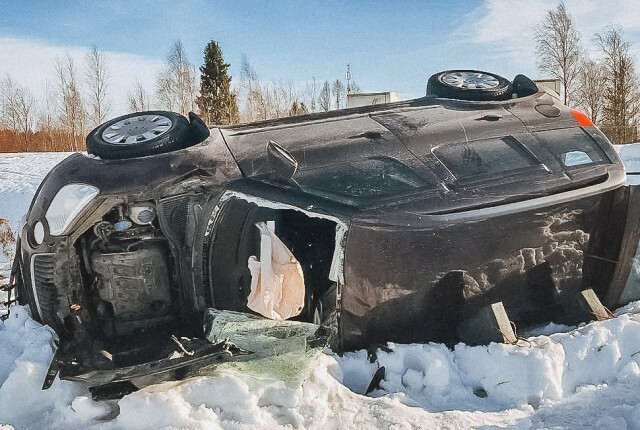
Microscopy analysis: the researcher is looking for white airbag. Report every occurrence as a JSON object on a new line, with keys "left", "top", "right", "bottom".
{"left": 247, "top": 222, "right": 305, "bottom": 320}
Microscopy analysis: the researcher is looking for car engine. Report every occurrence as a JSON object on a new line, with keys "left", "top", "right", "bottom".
{"left": 82, "top": 203, "right": 176, "bottom": 338}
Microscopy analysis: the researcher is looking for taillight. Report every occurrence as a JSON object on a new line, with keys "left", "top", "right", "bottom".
{"left": 571, "top": 109, "right": 595, "bottom": 127}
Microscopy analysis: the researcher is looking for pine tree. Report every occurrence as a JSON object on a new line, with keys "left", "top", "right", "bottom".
{"left": 196, "top": 41, "right": 239, "bottom": 125}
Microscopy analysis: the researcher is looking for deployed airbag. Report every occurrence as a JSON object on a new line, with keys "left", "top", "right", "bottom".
{"left": 247, "top": 221, "right": 305, "bottom": 320}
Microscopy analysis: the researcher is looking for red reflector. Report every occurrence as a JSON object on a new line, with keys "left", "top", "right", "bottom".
{"left": 571, "top": 109, "right": 595, "bottom": 127}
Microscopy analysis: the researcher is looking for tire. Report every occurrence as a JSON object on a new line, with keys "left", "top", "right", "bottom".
{"left": 86, "top": 111, "right": 209, "bottom": 160}
{"left": 426, "top": 70, "right": 512, "bottom": 101}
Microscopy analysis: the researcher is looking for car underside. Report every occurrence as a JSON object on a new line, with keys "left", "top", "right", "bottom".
{"left": 5, "top": 70, "right": 640, "bottom": 398}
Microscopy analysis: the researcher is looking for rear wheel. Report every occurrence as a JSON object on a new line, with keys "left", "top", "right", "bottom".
{"left": 427, "top": 70, "right": 512, "bottom": 101}
{"left": 86, "top": 111, "right": 209, "bottom": 159}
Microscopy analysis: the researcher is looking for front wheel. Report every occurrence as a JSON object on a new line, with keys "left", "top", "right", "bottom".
{"left": 426, "top": 70, "right": 513, "bottom": 101}
{"left": 86, "top": 111, "right": 210, "bottom": 159}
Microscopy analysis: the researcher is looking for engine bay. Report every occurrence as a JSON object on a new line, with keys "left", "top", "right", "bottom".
{"left": 80, "top": 202, "right": 179, "bottom": 340}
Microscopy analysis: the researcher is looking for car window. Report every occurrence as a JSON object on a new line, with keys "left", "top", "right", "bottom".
{"left": 297, "top": 157, "right": 433, "bottom": 200}
{"left": 562, "top": 150, "right": 593, "bottom": 167}
{"left": 535, "top": 128, "right": 609, "bottom": 168}
{"left": 433, "top": 136, "right": 538, "bottom": 181}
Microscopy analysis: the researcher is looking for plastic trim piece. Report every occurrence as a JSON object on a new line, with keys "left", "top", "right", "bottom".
{"left": 30, "top": 253, "right": 55, "bottom": 321}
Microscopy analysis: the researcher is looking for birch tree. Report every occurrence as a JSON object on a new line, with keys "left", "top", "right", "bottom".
{"left": 332, "top": 79, "right": 345, "bottom": 109}
{"left": 156, "top": 41, "right": 197, "bottom": 116}
{"left": 1, "top": 75, "right": 36, "bottom": 150}
{"left": 55, "top": 53, "right": 86, "bottom": 151}
{"left": 85, "top": 45, "right": 111, "bottom": 129}
{"left": 535, "top": 2, "right": 583, "bottom": 106}
{"left": 127, "top": 81, "right": 151, "bottom": 113}
{"left": 596, "top": 26, "right": 640, "bottom": 144}
{"left": 576, "top": 59, "right": 606, "bottom": 125}
{"left": 319, "top": 80, "right": 331, "bottom": 112}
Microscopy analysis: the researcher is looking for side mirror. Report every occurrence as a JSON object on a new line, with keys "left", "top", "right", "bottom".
{"left": 267, "top": 140, "right": 298, "bottom": 180}
{"left": 187, "top": 112, "right": 211, "bottom": 144}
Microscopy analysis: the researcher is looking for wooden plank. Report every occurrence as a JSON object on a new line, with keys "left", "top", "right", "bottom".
{"left": 581, "top": 289, "right": 612, "bottom": 321}
{"left": 457, "top": 301, "right": 517, "bottom": 345}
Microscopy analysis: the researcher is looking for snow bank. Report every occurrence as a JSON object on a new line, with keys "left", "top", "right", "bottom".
{"left": 619, "top": 143, "right": 640, "bottom": 174}
{"left": 336, "top": 312, "right": 640, "bottom": 422}
{"left": 8, "top": 304, "right": 640, "bottom": 429}
{"left": 0, "top": 306, "right": 87, "bottom": 429}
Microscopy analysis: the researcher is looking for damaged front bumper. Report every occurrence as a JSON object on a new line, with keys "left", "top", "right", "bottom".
{"left": 45, "top": 337, "right": 252, "bottom": 388}
{"left": 38, "top": 308, "right": 331, "bottom": 394}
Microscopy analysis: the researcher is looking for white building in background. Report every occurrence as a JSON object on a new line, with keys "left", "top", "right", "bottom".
{"left": 534, "top": 79, "right": 563, "bottom": 101}
{"left": 347, "top": 91, "right": 399, "bottom": 108}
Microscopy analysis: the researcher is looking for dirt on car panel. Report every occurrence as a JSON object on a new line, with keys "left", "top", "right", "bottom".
{"left": 340, "top": 188, "right": 629, "bottom": 350}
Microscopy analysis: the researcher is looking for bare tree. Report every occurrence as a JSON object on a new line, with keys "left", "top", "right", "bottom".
{"left": 319, "top": 80, "right": 331, "bottom": 112}
{"left": 85, "top": 44, "right": 111, "bottom": 129}
{"left": 576, "top": 59, "right": 606, "bottom": 125}
{"left": 349, "top": 81, "right": 362, "bottom": 94}
{"left": 535, "top": 2, "right": 583, "bottom": 106}
{"left": 303, "top": 77, "right": 321, "bottom": 112}
{"left": 596, "top": 26, "right": 640, "bottom": 144}
{"left": 1, "top": 75, "right": 37, "bottom": 151}
{"left": 237, "top": 55, "right": 302, "bottom": 121}
{"left": 238, "top": 54, "right": 268, "bottom": 122}
{"left": 55, "top": 53, "right": 86, "bottom": 151}
{"left": 289, "top": 100, "right": 309, "bottom": 116}
{"left": 127, "top": 80, "right": 151, "bottom": 112}
{"left": 270, "top": 80, "right": 299, "bottom": 118}
{"left": 156, "top": 41, "right": 198, "bottom": 116}
{"left": 36, "top": 80, "right": 61, "bottom": 151}
{"left": 332, "top": 79, "right": 346, "bottom": 109}
{"left": 155, "top": 72, "right": 175, "bottom": 112}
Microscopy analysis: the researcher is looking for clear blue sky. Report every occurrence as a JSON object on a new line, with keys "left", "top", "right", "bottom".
{"left": 1, "top": 0, "right": 640, "bottom": 105}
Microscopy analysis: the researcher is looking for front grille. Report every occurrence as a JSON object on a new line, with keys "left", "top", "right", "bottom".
{"left": 31, "top": 253, "right": 58, "bottom": 325}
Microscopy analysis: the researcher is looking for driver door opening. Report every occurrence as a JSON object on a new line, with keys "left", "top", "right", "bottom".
{"left": 206, "top": 195, "right": 343, "bottom": 325}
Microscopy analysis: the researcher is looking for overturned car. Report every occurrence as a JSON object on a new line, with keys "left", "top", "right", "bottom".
{"left": 6, "top": 70, "right": 640, "bottom": 393}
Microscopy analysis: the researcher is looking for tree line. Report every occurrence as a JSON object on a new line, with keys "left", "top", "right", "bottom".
{"left": 535, "top": 2, "right": 640, "bottom": 144}
{"left": 4, "top": 4, "right": 637, "bottom": 154}
{"left": 0, "top": 40, "right": 359, "bottom": 153}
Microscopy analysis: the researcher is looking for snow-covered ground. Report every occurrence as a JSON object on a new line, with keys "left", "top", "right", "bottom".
{"left": 3, "top": 152, "right": 640, "bottom": 429}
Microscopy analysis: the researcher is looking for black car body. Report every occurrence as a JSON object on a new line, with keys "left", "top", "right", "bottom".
{"left": 7, "top": 71, "right": 640, "bottom": 391}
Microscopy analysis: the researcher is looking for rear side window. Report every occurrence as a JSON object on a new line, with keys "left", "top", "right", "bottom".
{"left": 535, "top": 128, "right": 609, "bottom": 167}
{"left": 433, "top": 136, "right": 538, "bottom": 181}
{"left": 298, "top": 157, "right": 432, "bottom": 200}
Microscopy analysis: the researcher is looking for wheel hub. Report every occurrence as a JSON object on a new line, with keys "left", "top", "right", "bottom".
{"left": 440, "top": 71, "right": 500, "bottom": 90}
{"left": 102, "top": 114, "right": 172, "bottom": 145}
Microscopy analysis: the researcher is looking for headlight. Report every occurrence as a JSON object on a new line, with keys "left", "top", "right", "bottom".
{"left": 46, "top": 184, "right": 99, "bottom": 236}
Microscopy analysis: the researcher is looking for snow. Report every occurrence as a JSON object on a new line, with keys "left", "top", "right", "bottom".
{"left": 0, "top": 152, "right": 70, "bottom": 277}
{"left": 618, "top": 143, "right": 640, "bottom": 174}
{"left": 3, "top": 152, "right": 640, "bottom": 429}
